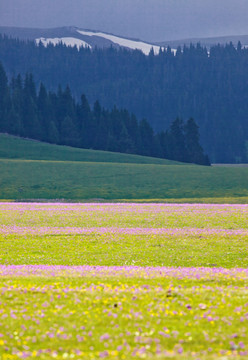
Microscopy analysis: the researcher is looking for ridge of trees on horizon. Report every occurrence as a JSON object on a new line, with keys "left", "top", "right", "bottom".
{"left": 0, "top": 35, "right": 248, "bottom": 163}
{"left": 0, "top": 63, "right": 210, "bottom": 165}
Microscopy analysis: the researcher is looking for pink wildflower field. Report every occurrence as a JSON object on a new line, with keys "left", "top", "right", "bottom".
{"left": 0, "top": 202, "right": 248, "bottom": 359}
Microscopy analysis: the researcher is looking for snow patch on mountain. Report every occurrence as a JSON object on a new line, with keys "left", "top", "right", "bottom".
{"left": 36, "top": 37, "right": 91, "bottom": 50}
{"left": 77, "top": 30, "right": 162, "bottom": 55}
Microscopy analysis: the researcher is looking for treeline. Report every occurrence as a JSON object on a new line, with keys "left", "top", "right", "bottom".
{"left": 0, "top": 35, "right": 247, "bottom": 162}
{"left": 0, "top": 63, "right": 209, "bottom": 165}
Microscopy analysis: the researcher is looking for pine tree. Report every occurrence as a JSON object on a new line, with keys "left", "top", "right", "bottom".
{"left": 184, "top": 118, "right": 210, "bottom": 165}
{"left": 10, "top": 74, "right": 24, "bottom": 136}
{"left": 48, "top": 121, "right": 59, "bottom": 144}
{"left": 168, "top": 118, "right": 187, "bottom": 162}
{"left": 0, "top": 62, "right": 8, "bottom": 131}
{"left": 139, "top": 119, "right": 155, "bottom": 156}
{"left": 60, "top": 116, "right": 78, "bottom": 146}
{"left": 5, "top": 107, "right": 22, "bottom": 135}
{"left": 37, "top": 83, "right": 50, "bottom": 141}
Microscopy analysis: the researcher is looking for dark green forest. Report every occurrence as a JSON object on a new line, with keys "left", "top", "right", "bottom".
{"left": 0, "top": 62, "right": 209, "bottom": 165}
{"left": 0, "top": 35, "right": 247, "bottom": 162}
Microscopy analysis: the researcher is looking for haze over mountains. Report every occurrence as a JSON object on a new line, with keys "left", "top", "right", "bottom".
{"left": 1, "top": 31, "right": 248, "bottom": 164}
{"left": 1, "top": 1, "right": 248, "bottom": 165}
{"left": 1, "top": 0, "right": 248, "bottom": 43}
{"left": 1, "top": 26, "right": 248, "bottom": 56}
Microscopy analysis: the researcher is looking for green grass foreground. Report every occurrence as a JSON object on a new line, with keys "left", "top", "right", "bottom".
{"left": 1, "top": 275, "right": 248, "bottom": 360}
{"left": 1, "top": 203, "right": 248, "bottom": 359}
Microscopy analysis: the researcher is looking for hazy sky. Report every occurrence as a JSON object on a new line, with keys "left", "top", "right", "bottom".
{"left": 1, "top": 0, "right": 248, "bottom": 42}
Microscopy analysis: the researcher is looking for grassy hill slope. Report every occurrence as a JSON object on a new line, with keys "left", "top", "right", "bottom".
{"left": 0, "top": 134, "right": 181, "bottom": 165}
{"left": 1, "top": 134, "right": 248, "bottom": 201}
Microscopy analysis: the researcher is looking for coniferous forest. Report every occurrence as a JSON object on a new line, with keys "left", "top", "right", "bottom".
{"left": 0, "top": 35, "right": 247, "bottom": 163}
{"left": 0, "top": 62, "right": 209, "bottom": 165}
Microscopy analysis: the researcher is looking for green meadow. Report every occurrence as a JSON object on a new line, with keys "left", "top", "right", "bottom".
{"left": 0, "top": 203, "right": 248, "bottom": 359}
{"left": 0, "top": 134, "right": 248, "bottom": 201}
{"left": 1, "top": 232, "right": 248, "bottom": 268}
{"left": 0, "top": 134, "right": 179, "bottom": 165}
{"left": 1, "top": 202, "right": 248, "bottom": 268}
{"left": 1, "top": 134, "right": 248, "bottom": 359}
{"left": 1, "top": 274, "right": 248, "bottom": 360}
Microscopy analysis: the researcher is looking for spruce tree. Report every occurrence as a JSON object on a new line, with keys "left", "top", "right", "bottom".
{"left": 184, "top": 118, "right": 210, "bottom": 165}
{"left": 0, "top": 62, "right": 8, "bottom": 131}
{"left": 168, "top": 118, "right": 187, "bottom": 162}
{"left": 60, "top": 116, "right": 78, "bottom": 146}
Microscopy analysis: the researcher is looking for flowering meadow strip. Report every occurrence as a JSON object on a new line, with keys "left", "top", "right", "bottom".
{"left": 1, "top": 202, "right": 248, "bottom": 230}
{"left": 1, "top": 202, "right": 248, "bottom": 359}
{"left": 1, "top": 202, "right": 248, "bottom": 218}
{"left": 1, "top": 225, "right": 248, "bottom": 236}
{"left": 1, "top": 270, "right": 248, "bottom": 359}
{"left": 1, "top": 202, "right": 248, "bottom": 210}
{"left": 1, "top": 265, "right": 248, "bottom": 280}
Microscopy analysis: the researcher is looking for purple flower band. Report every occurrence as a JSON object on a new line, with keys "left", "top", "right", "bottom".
{"left": 1, "top": 265, "right": 248, "bottom": 279}
{"left": 0, "top": 225, "right": 247, "bottom": 235}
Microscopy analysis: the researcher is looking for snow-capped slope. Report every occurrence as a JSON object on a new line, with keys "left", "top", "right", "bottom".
{"left": 36, "top": 37, "right": 91, "bottom": 49}
{"left": 1, "top": 26, "right": 248, "bottom": 53}
{"left": 0, "top": 26, "right": 178, "bottom": 55}
{"left": 77, "top": 30, "right": 163, "bottom": 55}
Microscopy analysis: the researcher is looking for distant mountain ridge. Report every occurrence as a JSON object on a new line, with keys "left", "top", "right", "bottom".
{"left": 0, "top": 26, "right": 166, "bottom": 55}
{"left": 1, "top": 26, "right": 248, "bottom": 54}
{"left": 1, "top": 27, "right": 248, "bottom": 163}
{"left": 157, "top": 35, "right": 248, "bottom": 49}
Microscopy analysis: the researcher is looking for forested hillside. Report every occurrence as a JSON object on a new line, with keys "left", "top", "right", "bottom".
{"left": 0, "top": 63, "right": 209, "bottom": 165}
{"left": 0, "top": 35, "right": 247, "bottom": 162}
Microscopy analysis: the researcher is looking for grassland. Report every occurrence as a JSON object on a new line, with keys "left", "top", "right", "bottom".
{"left": 1, "top": 202, "right": 248, "bottom": 268}
{"left": 1, "top": 134, "right": 248, "bottom": 201}
{"left": 0, "top": 134, "right": 180, "bottom": 165}
{"left": 1, "top": 136, "right": 248, "bottom": 360}
{"left": 0, "top": 202, "right": 248, "bottom": 360}
{"left": 2, "top": 231, "right": 248, "bottom": 268}
{"left": 1, "top": 159, "right": 248, "bottom": 201}
{"left": 1, "top": 272, "right": 247, "bottom": 360}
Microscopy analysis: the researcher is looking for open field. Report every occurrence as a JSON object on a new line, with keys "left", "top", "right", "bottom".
{"left": 1, "top": 268, "right": 248, "bottom": 360}
{"left": 0, "top": 202, "right": 248, "bottom": 359}
{"left": 1, "top": 160, "right": 248, "bottom": 201}
{"left": 1, "top": 203, "right": 248, "bottom": 268}
{"left": 1, "top": 134, "right": 248, "bottom": 201}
